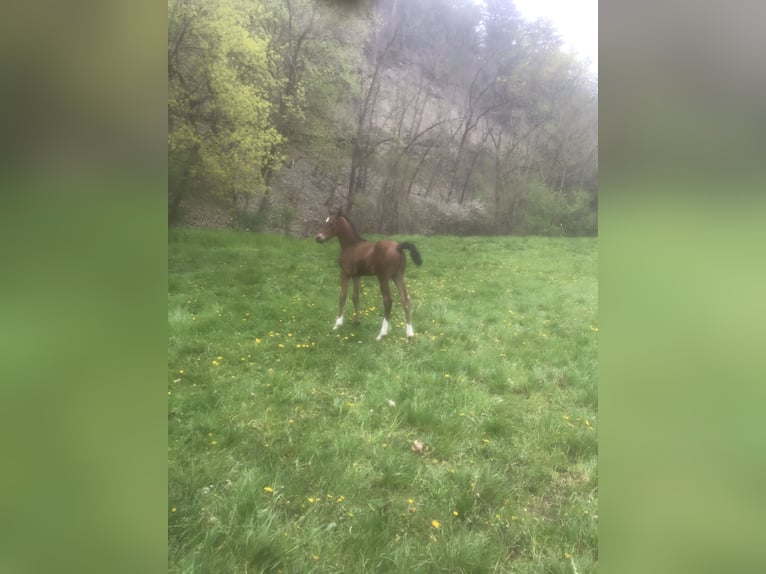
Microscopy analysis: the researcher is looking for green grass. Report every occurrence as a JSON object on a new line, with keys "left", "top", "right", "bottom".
{"left": 168, "top": 228, "right": 598, "bottom": 573}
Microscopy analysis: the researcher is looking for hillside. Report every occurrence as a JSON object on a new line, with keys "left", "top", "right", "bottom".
{"left": 169, "top": 0, "right": 598, "bottom": 236}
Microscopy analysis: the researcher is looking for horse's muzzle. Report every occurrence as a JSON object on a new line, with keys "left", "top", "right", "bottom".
{"left": 315, "top": 234, "right": 326, "bottom": 243}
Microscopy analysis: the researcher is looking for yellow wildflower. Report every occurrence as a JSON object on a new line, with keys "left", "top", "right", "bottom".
{"left": 263, "top": 486, "right": 273, "bottom": 493}
{"left": 431, "top": 520, "right": 440, "bottom": 529}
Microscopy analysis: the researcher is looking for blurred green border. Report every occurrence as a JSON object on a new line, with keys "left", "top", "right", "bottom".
{"left": 0, "top": 0, "right": 168, "bottom": 572}
{"left": 600, "top": 2, "right": 766, "bottom": 572}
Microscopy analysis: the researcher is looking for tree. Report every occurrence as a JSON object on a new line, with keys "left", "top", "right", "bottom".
{"left": 168, "top": 0, "right": 282, "bottom": 219}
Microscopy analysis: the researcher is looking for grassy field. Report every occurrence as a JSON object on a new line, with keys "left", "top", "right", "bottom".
{"left": 168, "top": 228, "right": 598, "bottom": 573}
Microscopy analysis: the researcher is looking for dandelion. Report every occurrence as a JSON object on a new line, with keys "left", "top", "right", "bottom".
{"left": 278, "top": 343, "right": 285, "bottom": 348}
{"left": 312, "top": 555, "right": 319, "bottom": 561}
{"left": 336, "top": 495, "right": 345, "bottom": 503}
{"left": 431, "top": 520, "right": 440, "bottom": 529}
{"left": 178, "top": 369, "right": 184, "bottom": 374}
{"left": 171, "top": 507, "right": 177, "bottom": 513}
{"left": 444, "top": 373, "right": 450, "bottom": 379}
{"left": 407, "top": 499, "right": 414, "bottom": 505}
{"left": 255, "top": 338, "right": 262, "bottom": 344}
{"left": 452, "top": 511, "right": 459, "bottom": 516}
{"left": 211, "top": 360, "right": 219, "bottom": 366}
{"left": 564, "top": 552, "right": 572, "bottom": 558}
{"left": 307, "top": 497, "right": 315, "bottom": 503}
{"left": 263, "top": 486, "right": 274, "bottom": 493}
{"left": 210, "top": 440, "right": 217, "bottom": 445}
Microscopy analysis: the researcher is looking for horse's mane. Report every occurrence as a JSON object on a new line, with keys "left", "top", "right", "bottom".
{"left": 338, "top": 212, "right": 365, "bottom": 242}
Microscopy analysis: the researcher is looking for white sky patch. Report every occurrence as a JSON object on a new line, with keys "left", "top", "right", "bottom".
{"left": 513, "top": 0, "right": 598, "bottom": 74}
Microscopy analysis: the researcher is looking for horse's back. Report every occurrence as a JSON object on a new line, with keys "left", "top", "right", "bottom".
{"left": 374, "top": 240, "right": 400, "bottom": 260}
{"left": 374, "top": 240, "right": 406, "bottom": 274}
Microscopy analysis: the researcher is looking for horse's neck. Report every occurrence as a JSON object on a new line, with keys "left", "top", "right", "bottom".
{"left": 337, "top": 218, "right": 363, "bottom": 247}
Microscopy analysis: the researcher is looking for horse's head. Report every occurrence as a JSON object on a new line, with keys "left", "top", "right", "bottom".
{"left": 315, "top": 212, "right": 342, "bottom": 243}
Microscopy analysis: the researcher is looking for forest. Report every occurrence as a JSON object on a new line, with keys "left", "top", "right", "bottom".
{"left": 168, "top": 0, "right": 597, "bottom": 235}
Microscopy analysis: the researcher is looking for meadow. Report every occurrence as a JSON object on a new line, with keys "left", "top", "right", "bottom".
{"left": 168, "top": 228, "right": 598, "bottom": 573}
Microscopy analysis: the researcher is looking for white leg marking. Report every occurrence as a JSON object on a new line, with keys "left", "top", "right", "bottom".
{"left": 333, "top": 315, "right": 344, "bottom": 330}
{"left": 406, "top": 323, "right": 414, "bottom": 338}
{"left": 376, "top": 318, "right": 390, "bottom": 341}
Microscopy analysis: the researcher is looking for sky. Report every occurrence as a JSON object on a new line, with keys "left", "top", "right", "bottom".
{"left": 513, "top": 0, "right": 598, "bottom": 74}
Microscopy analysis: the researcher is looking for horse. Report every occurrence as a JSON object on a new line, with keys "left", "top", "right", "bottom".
{"left": 315, "top": 210, "right": 422, "bottom": 340}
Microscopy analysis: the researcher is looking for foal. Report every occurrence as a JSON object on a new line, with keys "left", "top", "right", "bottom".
{"left": 315, "top": 211, "right": 422, "bottom": 340}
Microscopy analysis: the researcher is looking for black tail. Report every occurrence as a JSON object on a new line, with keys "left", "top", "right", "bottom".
{"left": 397, "top": 242, "right": 422, "bottom": 266}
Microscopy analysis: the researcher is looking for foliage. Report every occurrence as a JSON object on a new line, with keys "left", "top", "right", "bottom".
{"left": 169, "top": 228, "right": 598, "bottom": 572}
{"left": 168, "top": 0, "right": 597, "bottom": 235}
{"left": 168, "top": 0, "right": 283, "bottom": 213}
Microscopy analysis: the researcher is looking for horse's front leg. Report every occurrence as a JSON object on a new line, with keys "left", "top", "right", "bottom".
{"left": 335, "top": 273, "right": 349, "bottom": 330}
{"left": 352, "top": 276, "right": 361, "bottom": 324}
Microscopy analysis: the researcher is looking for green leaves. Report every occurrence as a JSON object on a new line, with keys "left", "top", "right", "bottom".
{"left": 169, "top": 0, "right": 282, "bottom": 201}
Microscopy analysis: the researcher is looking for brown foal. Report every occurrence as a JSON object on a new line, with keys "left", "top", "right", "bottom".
{"left": 315, "top": 211, "right": 422, "bottom": 340}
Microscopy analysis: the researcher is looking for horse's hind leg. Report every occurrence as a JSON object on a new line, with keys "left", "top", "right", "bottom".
{"left": 394, "top": 275, "right": 414, "bottom": 339}
{"left": 376, "top": 276, "right": 393, "bottom": 341}
{"left": 352, "top": 276, "right": 361, "bottom": 324}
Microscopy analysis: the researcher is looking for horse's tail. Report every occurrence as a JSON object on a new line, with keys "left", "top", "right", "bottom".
{"left": 397, "top": 242, "right": 422, "bottom": 266}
